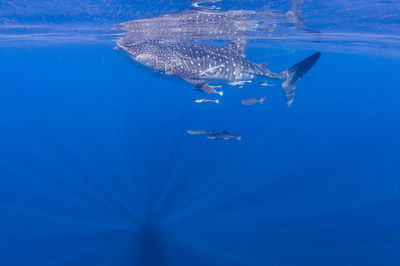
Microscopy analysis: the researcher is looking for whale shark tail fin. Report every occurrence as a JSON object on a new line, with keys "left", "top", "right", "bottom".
{"left": 280, "top": 52, "right": 321, "bottom": 106}
{"left": 286, "top": 0, "right": 305, "bottom": 28}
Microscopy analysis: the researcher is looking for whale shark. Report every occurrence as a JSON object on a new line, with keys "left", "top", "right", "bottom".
{"left": 117, "top": 38, "right": 320, "bottom": 105}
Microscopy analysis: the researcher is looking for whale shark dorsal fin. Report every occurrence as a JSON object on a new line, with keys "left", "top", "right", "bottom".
{"left": 223, "top": 40, "right": 246, "bottom": 57}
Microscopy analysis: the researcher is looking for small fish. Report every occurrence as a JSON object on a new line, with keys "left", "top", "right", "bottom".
{"left": 195, "top": 98, "right": 220, "bottom": 104}
{"left": 207, "top": 130, "right": 242, "bottom": 141}
{"left": 187, "top": 130, "right": 209, "bottom": 135}
{"left": 194, "top": 98, "right": 220, "bottom": 104}
{"left": 228, "top": 80, "right": 251, "bottom": 88}
{"left": 241, "top": 97, "right": 266, "bottom": 105}
{"left": 260, "top": 81, "right": 276, "bottom": 87}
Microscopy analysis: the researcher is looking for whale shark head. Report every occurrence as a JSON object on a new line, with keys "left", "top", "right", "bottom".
{"left": 117, "top": 39, "right": 164, "bottom": 68}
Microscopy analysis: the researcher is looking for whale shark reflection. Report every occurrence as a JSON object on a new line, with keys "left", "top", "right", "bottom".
{"left": 119, "top": 0, "right": 308, "bottom": 42}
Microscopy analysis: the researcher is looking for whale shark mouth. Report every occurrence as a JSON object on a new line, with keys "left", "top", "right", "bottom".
{"left": 116, "top": 38, "right": 147, "bottom": 51}
{"left": 135, "top": 54, "right": 158, "bottom": 67}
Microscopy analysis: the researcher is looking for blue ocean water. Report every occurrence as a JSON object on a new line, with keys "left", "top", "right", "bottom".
{"left": 1, "top": 1, "right": 400, "bottom": 266}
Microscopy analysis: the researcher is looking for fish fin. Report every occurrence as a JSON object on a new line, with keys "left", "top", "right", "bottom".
{"left": 260, "top": 97, "right": 267, "bottom": 104}
{"left": 195, "top": 81, "right": 223, "bottom": 95}
{"left": 215, "top": 99, "right": 220, "bottom": 104}
{"left": 237, "top": 135, "right": 242, "bottom": 141}
{"left": 286, "top": 0, "right": 304, "bottom": 28}
{"left": 222, "top": 40, "right": 246, "bottom": 57}
{"left": 280, "top": 52, "right": 321, "bottom": 106}
{"left": 176, "top": 71, "right": 218, "bottom": 94}
{"left": 286, "top": 0, "right": 320, "bottom": 33}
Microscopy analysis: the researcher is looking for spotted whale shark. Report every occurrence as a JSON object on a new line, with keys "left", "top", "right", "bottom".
{"left": 117, "top": 39, "right": 320, "bottom": 105}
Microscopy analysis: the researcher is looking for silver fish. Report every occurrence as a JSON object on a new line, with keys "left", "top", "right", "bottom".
{"left": 187, "top": 130, "right": 209, "bottom": 135}
{"left": 241, "top": 97, "right": 267, "bottom": 105}
{"left": 207, "top": 130, "right": 242, "bottom": 141}
{"left": 195, "top": 98, "right": 219, "bottom": 104}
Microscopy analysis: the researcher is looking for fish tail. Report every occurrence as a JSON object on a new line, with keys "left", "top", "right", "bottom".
{"left": 280, "top": 52, "right": 321, "bottom": 106}
{"left": 260, "top": 97, "right": 267, "bottom": 104}
{"left": 236, "top": 135, "right": 242, "bottom": 141}
{"left": 215, "top": 99, "right": 220, "bottom": 104}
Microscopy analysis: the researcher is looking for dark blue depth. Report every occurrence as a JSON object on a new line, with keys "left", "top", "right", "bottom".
{"left": 0, "top": 44, "right": 399, "bottom": 266}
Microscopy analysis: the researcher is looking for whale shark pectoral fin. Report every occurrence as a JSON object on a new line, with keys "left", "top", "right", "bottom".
{"left": 197, "top": 83, "right": 221, "bottom": 94}
{"left": 193, "top": 86, "right": 219, "bottom": 95}
{"left": 176, "top": 72, "right": 222, "bottom": 95}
